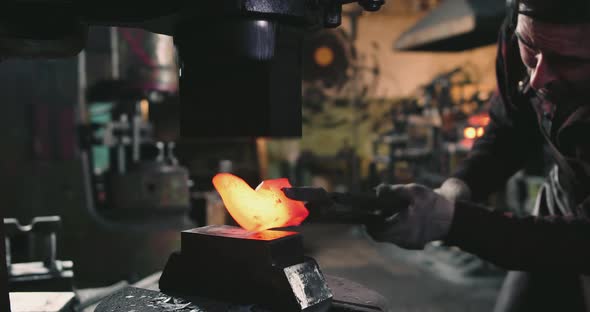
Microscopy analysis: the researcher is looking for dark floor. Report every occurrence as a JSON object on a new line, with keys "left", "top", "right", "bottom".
{"left": 300, "top": 224, "right": 505, "bottom": 312}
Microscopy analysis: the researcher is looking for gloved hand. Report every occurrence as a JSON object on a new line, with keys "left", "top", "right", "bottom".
{"left": 365, "top": 183, "right": 455, "bottom": 249}
{"left": 435, "top": 177, "right": 471, "bottom": 202}
{"left": 282, "top": 187, "right": 405, "bottom": 225}
{"left": 283, "top": 183, "right": 456, "bottom": 250}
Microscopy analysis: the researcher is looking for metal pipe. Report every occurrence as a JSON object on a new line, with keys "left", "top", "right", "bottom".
{"left": 4, "top": 238, "right": 10, "bottom": 269}
{"left": 0, "top": 218, "right": 10, "bottom": 311}
{"left": 78, "top": 51, "right": 88, "bottom": 124}
{"left": 156, "top": 142, "right": 165, "bottom": 163}
{"left": 167, "top": 142, "right": 179, "bottom": 166}
{"left": 44, "top": 233, "right": 57, "bottom": 271}
{"left": 132, "top": 108, "right": 141, "bottom": 163}
{"left": 117, "top": 145, "right": 126, "bottom": 174}
{"left": 110, "top": 27, "right": 120, "bottom": 80}
{"left": 117, "top": 114, "right": 128, "bottom": 174}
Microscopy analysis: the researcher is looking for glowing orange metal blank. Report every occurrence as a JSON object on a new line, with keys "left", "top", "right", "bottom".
{"left": 212, "top": 173, "right": 309, "bottom": 232}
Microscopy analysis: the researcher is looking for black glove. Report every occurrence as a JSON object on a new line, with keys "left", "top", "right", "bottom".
{"left": 283, "top": 184, "right": 454, "bottom": 250}
{"left": 368, "top": 184, "right": 455, "bottom": 249}
{"left": 282, "top": 186, "right": 408, "bottom": 232}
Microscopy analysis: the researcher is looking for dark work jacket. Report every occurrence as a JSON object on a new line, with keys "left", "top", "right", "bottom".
{"left": 444, "top": 21, "right": 590, "bottom": 274}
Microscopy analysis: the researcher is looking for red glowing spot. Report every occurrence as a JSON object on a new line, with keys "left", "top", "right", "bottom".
{"left": 468, "top": 114, "right": 490, "bottom": 127}
{"left": 212, "top": 173, "right": 309, "bottom": 232}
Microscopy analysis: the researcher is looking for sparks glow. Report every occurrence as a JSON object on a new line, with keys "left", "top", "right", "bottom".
{"left": 212, "top": 173, "right": 309, "bottom": 232}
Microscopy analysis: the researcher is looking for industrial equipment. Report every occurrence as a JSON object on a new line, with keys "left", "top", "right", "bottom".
{"left": 395, "top": 0, "right": 506, "bottom": 51}
{"left": 81, "top": 86, "right": 191, "bottom": 228}
{"left": 95, "top": 225, "right": 391, "bottom": 312}
{"left": 1, "top": 1, "right": 387, "bottom": 311}
{"left": 4, "top": 217, "right": 73, "bottom": 292}
{"left": 1, "top": 0, "right": 385, "bottom": 138}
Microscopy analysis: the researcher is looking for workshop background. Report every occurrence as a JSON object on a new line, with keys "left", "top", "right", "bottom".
{"left": 1, "top": 0, "right": 548, "bottom": 311}
{"left": 267, "top": 1, "right": 499, "bottom": 187}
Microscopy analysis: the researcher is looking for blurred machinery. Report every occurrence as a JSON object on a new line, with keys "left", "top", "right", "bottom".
{"left": 369, "top": 67, "right": 491, "bottom": 187}
{"left": 386, "top": 0, "right": 506, "bottom": 188}
{"left": 388, "top": 0, "right": 508, "bottom": 186}
{"left": 1, "top": 0, "right": 385, "bottom": 138}
{"left": 295, "top": 8, "right": 383, "bottom": 194}
{"left": 396, "top": 0, "right": 507, "bottom": 51}
{"left": 4, "top": 217, "right": 73, "bottom": 292}
{"left": 303, "top": 28, "right": 357, "bottom": 98}
{"left": 0, "top": 1, "right": 388, "bottom": 311}
{"left": 82, "top": 82, "right": 191, "bottom": 228}
{"left": 0, "top": 27, "right": 196, "bottom": 294}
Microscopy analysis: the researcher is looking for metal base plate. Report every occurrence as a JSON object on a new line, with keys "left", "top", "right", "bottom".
{"left": 96, "top": 275, "right": 390, "bottom": 312}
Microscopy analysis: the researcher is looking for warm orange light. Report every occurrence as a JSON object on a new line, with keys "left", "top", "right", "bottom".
{"left": 459, "top": 138, "right": 474, "bottom": 150}
{"left": 468, "top": 114, "right": 490, "bottom": 127}
{"left": 212, "top": 173, "right": 309, "bottom": 232}
{"left": 477, "top": 127, "right": 484, "bottom": 137}
{"left": 314, "top": 46, "right": 335, "bottom": 67}
{"left": 464, "top": 127, "right": 477, "bottom": 139}
{"left": 140, "top": 99, "right": 149, "bottom": 122}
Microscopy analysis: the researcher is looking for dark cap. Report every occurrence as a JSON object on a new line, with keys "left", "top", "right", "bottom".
{"left": 519, "top": 0, "right": 590, "bottom": 24}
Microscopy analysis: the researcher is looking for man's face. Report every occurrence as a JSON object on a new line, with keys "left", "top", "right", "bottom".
{"left": 516, "top": 15, "right": 590, "bottom": 109}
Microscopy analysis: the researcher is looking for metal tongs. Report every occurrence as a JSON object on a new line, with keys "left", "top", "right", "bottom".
{"left": 283, "top": 187, "right": 409, "bottom": 225}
